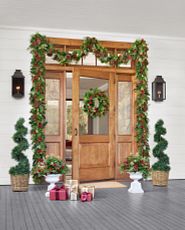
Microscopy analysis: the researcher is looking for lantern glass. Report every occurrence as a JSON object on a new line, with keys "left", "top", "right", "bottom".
{"left": 163, "top": 81, "right": 166, "bottom": 100}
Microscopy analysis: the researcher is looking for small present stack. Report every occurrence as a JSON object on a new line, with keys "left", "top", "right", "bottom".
{"left": 79, "top": 185, "right": 95, "bottom": 202}
{"left": 49, "top": 180, "right": 95, "bottom": 202}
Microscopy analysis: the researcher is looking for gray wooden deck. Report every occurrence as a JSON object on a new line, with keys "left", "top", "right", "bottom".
{"left": 0, "top": 180, "right": 185, "bottom": 230}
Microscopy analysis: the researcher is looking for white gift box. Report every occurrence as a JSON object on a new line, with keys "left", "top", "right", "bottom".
{"left": 70, "top": 192, "right": 78, "bottom": 201}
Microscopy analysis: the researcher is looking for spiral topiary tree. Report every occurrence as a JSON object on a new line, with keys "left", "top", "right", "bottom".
{"left": 152, "top": 119, "right": 170, "bottom": 171}
{"left": 9, "top": 118, "right": 30, "bottom": 176}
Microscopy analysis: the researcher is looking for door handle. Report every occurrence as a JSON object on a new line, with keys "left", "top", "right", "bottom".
{"left": 74, "top": 128, "right": 78, "bottom": 136}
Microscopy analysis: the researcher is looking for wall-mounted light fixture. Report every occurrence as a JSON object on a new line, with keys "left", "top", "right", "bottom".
{"left": 12, "top": 70, "right": 25, "bottom": 98}
{"left": 152, "top": 75, "right": 166, "bottom": 102}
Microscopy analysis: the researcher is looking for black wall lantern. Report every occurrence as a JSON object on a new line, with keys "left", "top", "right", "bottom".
{"left": 12, "top": 70, "right": 25, "bottom": 98}
{"left": 152, "top": 75, "right": 166, "bottom": 101}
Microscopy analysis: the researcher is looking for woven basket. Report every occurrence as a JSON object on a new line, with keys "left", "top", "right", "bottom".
{"left": 11, "top": 174, "right": 29, "bottom": 192}
{"left": 152, "top": 171, "right": 169, "bottom": 186}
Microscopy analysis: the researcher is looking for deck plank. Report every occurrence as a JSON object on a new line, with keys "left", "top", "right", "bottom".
{"left": 0, "top": 187, "right": 7, "bottom": 230}
{"left": 6, "top": 187, "right": 14, "bottom": 230}
{"left": 1, "top": 181, "right": 185, "bottom": 230}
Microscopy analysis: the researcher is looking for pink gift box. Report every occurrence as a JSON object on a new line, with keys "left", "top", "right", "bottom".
{"left": 50, "top": 187, "right": 58, "bottom": 200}
{"left": 80, "top": 192, "right": 88, "bottom": 202}
{"left": 49, "top": 185, "right": 68, "bottom": 201}
{"left": 80, "top": 192, "right": 93, "bottom": 202}
{"left": 58, "top": 186, "right": 68, "bottom": 200}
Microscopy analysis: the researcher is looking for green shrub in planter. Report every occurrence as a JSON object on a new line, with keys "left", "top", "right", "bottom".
{"left": 9, "top": 118, "right": 30, "bottom": 191}
{"left": 152, "top": 119, "right": 170, "bottom": 186}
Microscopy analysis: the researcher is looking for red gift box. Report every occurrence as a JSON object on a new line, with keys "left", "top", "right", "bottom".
{"left": 58, "top": 185, "right": 68, "bottom": 200}
{"left": 80, "top": 192, "right": 88, "bottom": 202}
{"left": 80, "top": 192, "right": 92, "bottom": 202}
{"left": 50, "top": 187, "right": 58, "bottom": 200}
{"left": 49, "top": 185, "right": 68, "bottom": 201}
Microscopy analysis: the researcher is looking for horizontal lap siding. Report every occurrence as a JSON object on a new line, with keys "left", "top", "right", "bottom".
{"left": 0, "top": 28, "right": 32, "bottom": 185}
{"left": 148, "top": 37, "right": 185, "bottom": 179}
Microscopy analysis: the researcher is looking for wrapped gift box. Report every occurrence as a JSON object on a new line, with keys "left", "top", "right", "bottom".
{"left": 50, "top": 187, "right": 58, "bottom": 200}
{"left": 58, "top": 186, "right": 68, "bottom": 200}
{"left": 79, "top": 186, "right": 95, "bottom": 198}
{"left": 80, "top": 192, "right": 92, "bottom": 202}
{"left": 65, "top": 179, "right": 79, "bottom": 193}
{"left": 70, "top": 191, "right": 78, "bottom": 201}
{"left": 49, "top": 185, "right": 68, "bottom": 201}
{"left": 80, "top": 192, "right": 88, "bottom": 202}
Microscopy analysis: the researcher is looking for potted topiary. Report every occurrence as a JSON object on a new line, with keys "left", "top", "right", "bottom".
{"left": 9, "top": 118, "right": 30, "bottom": 191}
{"left": 32, "top": 155, "right": 69, "bottom": 196}
{"left": 152, "top": 119, "right": 170, "bottom": 186}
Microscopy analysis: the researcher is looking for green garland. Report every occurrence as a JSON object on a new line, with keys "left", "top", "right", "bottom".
{"left": 83, "top": 88, "right": 109, "bottom": 118}
{"left": 29, "top": 33, "right": 149, "bottom": 182}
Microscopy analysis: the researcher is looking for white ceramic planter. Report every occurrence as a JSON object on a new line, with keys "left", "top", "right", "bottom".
{"left": 45, "top": 174, "right": 61, "bottom": 197}
{"left": 128, "top": 172, "right": 144, "bottom": 193}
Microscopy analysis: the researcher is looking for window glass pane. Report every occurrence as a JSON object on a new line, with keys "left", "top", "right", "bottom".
{"left": 83, "top": 53, "right": 96, "bottom": 66}
{"left": 119, "top": 60, "right": 131, "bottom": 68}
{"left": 118, "top": 82, "right": 131, "bottom": 135}
{"left": 79, "top": 101, "right": 88, "bottom": 134}
{"left": 45, "top": 79, "right": 60, "bottom": 135}
{"left": 45, "top": 56, "right": 58, "bottom": 64}
{"left": 79, "top": 76, "right": 109, "bottom": 135}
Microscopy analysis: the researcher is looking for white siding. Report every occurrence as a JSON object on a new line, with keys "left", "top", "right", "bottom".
{"left": 0, "top": 26, "right": 185, "bottom": 184}
{"left": 148, "top": 38, "right": 185, "bottom": 179}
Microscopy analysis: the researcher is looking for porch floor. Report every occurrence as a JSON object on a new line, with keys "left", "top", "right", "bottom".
{"left": 0, "top": 180, "right": 185, "bottom": 230}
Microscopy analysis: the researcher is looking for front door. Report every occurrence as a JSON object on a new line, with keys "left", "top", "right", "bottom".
{"left": 44, "top": 68, "right": 136, "bottom": 182}
{"left": 72, "top": 69, "right": 115, "bottom": 181}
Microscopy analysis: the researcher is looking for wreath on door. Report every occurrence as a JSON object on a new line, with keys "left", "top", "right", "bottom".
{"left": 83, "top": 88, "right": 109, "bottom": 118}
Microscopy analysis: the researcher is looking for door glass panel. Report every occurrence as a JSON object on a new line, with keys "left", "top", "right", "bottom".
{"left": 118, "top": 82, "right": 131, "bottom": 135}
{"left": 65, "top": 72, "right": 72, "bottom": 141}
{"left": 66, "top": 100, "right": 72, "bottom": 141}
{"left": 45, "top": 79, "right": 60, "bottom": 135}
{"left": 65, "top": 72, "right": 73, "bottom": 162}
{"left": 79, "top": 76, "right": 109, "bottom": 135}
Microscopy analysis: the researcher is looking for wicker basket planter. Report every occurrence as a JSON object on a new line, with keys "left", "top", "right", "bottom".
{"left": 11, "top": 174, "right": 29, "bottom": 192}
{"left": 152, "top": 171, "right": 169, "bottom": 186}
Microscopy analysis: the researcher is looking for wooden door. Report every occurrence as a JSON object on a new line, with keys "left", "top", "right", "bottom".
{"left": 115, "top": 74, "right": 136, "bottom": 179}
{"left": 72, "top": 69, "right": 115, "bottom": 181}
